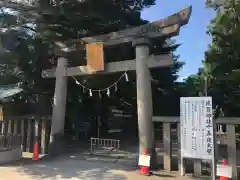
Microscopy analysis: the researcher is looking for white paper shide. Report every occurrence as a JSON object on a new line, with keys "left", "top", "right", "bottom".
{"left": 180, "top": 97, "right": 214, "bottom": 160}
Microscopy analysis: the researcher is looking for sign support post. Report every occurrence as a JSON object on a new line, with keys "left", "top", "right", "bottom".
{"left": 212, "top": 113, "right": 217, "bottom": 180}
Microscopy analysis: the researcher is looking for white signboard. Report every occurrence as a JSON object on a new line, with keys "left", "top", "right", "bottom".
{"left": 217, "top": 164, "right": 232, "bottom": 178}
{"left": 180, "top": 97, "right": 214, "bottom": 160}
{"left": 138, "top": 154, "right": 151, "bottom": 167}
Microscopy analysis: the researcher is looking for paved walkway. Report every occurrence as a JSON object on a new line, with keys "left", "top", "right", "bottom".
{"left": 0, "top": 153, "right": 209, "bottom": 180}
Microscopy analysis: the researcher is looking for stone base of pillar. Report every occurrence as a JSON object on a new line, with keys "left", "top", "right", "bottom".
{"left": 48, "top": 134, "right": 66, "bottom": 156}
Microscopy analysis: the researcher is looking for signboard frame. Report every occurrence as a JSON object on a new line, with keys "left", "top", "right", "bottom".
{"left": 180, "top": 97, "right": 216, "bottom": 179}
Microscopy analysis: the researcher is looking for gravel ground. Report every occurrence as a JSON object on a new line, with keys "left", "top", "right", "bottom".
{"left": 0, "top": 152, "right": 209, "bottom": 180}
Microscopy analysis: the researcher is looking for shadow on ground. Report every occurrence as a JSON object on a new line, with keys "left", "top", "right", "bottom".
{"left": 6, "top": 155, "right": 129, "bottom": 180}
{"left": 0, "top": 153, "right": 213, "bottom": 180}
{"left": 0, "top": 142, "right": 215, "bottom": 180}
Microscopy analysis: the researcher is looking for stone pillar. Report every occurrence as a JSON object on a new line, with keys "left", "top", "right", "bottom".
{"left": 3, "top": 118, "right": 9, "bottom": 148}
{"left": 133, "top": 38, "right": 154, "bottom": 155}
{"left": 49, "top": 57, "right": 68, "bottom": 155}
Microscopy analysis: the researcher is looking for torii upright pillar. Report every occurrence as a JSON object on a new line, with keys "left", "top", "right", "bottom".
{"left": 133, "top": 37, "right": 154, "bottom": 156}
{"left": 49, "top": 57, "right": 68, "bottom": 155}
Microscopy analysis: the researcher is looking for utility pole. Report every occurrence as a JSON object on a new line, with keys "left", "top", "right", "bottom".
{"left": 204, "top": 74, "right": 208, "bottom": 96}
{"left": 203, "top": 70, "right": 216, "bottom": 180}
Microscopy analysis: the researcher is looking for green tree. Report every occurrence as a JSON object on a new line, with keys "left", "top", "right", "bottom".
{"left": 1, "top": 0, "right": 185, "bottom": 168}
{"left": 203, "top": 0, "right": 240, "bottom": 116}
{"left": 0, "top": 0, "right": 157, "bottom": 111}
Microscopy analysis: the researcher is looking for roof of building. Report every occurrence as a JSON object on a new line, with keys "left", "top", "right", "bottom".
{"left": 0, "top": 85, "right": 23, "bottom": 100}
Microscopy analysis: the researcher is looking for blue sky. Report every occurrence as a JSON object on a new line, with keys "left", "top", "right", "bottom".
{"left": 141, "top": 0, "right": 215, "bottom": 81}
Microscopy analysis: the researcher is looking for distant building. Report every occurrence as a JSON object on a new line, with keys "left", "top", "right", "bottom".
{"left": 0, "top": 85, "right": 23, "bottom": 104}
{"left": 0, "top": 85, "right": 23, "bottom": 129}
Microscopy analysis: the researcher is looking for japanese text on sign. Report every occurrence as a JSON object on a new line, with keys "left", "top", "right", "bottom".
{"left": 180, "top": 97, "right": 214, "bottom": 160}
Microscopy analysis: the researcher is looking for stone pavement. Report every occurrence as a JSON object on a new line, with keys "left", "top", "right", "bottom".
{"left": 0, "top": 152, "right": 209, "bottom": 180}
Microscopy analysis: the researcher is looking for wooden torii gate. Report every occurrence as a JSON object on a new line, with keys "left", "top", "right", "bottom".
{"left": 42, "top": 6, "right": 192, "bottom": 155}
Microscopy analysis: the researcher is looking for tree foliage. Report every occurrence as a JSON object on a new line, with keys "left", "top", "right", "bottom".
{"left": 0, "top": 0, "right": 184, "bottom": 121}
{"left": 202, "top": 0, "right": 240, "bottom": 116}
{"left": 181, "top": 0, "right": 240, "bottom": 117}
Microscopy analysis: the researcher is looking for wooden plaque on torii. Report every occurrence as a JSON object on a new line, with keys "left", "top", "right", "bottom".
{"left": 86, "top": 43, "right": 105, "bottom": 72}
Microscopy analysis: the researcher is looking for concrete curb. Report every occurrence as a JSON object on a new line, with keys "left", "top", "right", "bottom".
{"left": 0, "top": 148, "right": 22, "bottom": 165}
